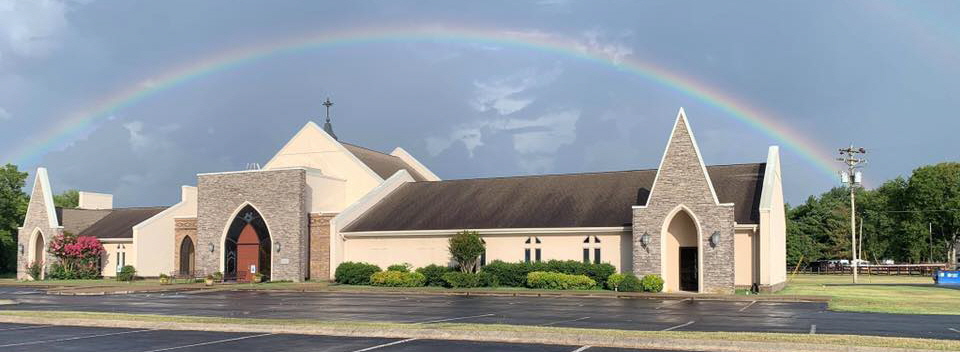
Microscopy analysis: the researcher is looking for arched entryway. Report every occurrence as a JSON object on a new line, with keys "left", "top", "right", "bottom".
{"left": 664, "top": 209, "right": 699, "bottom": 292}
{"left": 31, "top": 230, "right": 45, "bottom": 280}
{"left": 223, "top": 205, "right": 271, "bottom": 282}
{"left": 179, "top": 236, "right": 195, "bottom": 276}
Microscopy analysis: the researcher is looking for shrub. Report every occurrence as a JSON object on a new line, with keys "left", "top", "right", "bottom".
{"left": 606, "top": 273, "right": 625, "bottom": 291}
{"left": 387, "top": 263, "right": 412, "bottom": 273}
{"left": 46, "top": 232, "right": 105, "bottom": 280}
{"left": 482, "top": 260, "right": 615, "bottom": 288}
{"left": 480, "top": 260, "right": 528, "bottom": 287}
{"left": 334, "top": 262, "right": 381, "bottom": 285}
{"left": 641, "top": 274, "right": 664, "bottom": 292}
{"left": 26, "top": 261, "right": 43, "bottom": 280}
{"left": 212, "top": 272, "right": 223, "bottom": 282}
{"left": 117, "top": 265, "right": 137, "bottom": 282}
{"left": 448, "top": 230, "right": 485, "bottom": 273}
{"left": 47, "top": 261, "right": 100, "bottom": 280}
{"left": 618, "top": 273, "right": 643, "bottom": 292}
{"left": 370, "top": 270, "right": 426, "bottom": 287}
{"left": 526, "top": 271, "right": 596, "bottom": 290}
{"left": 416, "top": 264, "right": 453, "bottom": 287}
{"left": 442, "top": 272, "right": 483, "bottom": 288}
{"left": 479, "top": 271, "right": 499, "bottom": 287}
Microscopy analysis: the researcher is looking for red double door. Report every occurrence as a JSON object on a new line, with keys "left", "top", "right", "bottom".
{"left": 236, "top": 224, "right": 261, "bottom": 282}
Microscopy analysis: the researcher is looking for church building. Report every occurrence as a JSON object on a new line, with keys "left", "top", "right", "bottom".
{"left": 16, "top": 107, "right": 786, "bottom": 293}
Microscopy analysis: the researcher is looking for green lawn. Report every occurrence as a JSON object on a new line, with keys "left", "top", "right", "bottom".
{"left": 776, "top": 274, "right": 960, "bottom": 315}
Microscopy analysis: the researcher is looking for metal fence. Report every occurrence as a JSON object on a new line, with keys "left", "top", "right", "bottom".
{"left": 793, "top": 262, "right": 947, "bottom": 276}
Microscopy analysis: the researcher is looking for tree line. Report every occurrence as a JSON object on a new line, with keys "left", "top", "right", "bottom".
{"left": 787, "top": 162, "right": 960, "bottom": 268}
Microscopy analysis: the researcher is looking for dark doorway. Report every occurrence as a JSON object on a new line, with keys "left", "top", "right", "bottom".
{"left": 224, "top": 205, "right": 271, "bottom": 282}
{"left": 679, "top": 247, "right": 698, "bottom": 292}
{"left": 179, "top": 236, "right": 195, "bottom": 276}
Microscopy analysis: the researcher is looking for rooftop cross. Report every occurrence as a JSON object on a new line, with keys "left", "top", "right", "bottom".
{"left": 322, "top": 97, "right": 337, "bottom": 140}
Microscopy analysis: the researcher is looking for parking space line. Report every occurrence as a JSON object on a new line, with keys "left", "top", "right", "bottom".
{"left": 661, "top": 320, "right": 695, "bottom": 331}
{"left": 738, "top": 300, "right": 756, "bottom": 312}
{"left": 139, "top": 333, "right": 274, "bottom": 352}
{"left": 414, "top": 313, "right": 495, "bottom": 324}
{"left": 0, "top": 328, "right": 153, "bottom": 348}
{"left": 949, "top": 328, "right": 959, "bottom": 334}
{"left": 0, "top": 324, "right": 52, "bottom": 332}
{"left": 810, "top": 324, "right": 817, "bottom": 334}
{"left": 571, "top": 346, "right": 592, "bottom": 352}
{"left": 353, "top": 338, "right": 417, "bottom": 352}
{"left": 542, "top": 316, "right": 591, "bottom": 326}
{"left": 655, "top": 298, "right": 690, "bottom": 310}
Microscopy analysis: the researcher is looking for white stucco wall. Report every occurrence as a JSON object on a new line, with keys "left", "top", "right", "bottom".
{"left": 78, "top": 192, "right": 113, "bottom": 210}
{"left": 101, "top": 241, "right": 135, "bottom": 277}
{"left": 132, "top": 186, "right": 198, "bottom": 277}
{"left": 734, "top": 227, "right": 758, "bottom": 287}
{"left": 305, "top": 170, "right": 347, "bottom": 213}
{"left": 758, "top": 146, "right": 787, "bottom": 288}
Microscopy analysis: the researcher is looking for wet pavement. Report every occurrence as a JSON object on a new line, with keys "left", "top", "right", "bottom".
{"left": 0, "top": 322, "right": 680, "bottom": 352}
{"left": 0, "top": 286, "right": 958, "bottom": 340}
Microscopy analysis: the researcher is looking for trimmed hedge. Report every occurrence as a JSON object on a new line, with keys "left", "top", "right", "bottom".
{"left": 442, "top": 272, "right": 483, "bottom": 288}
{"left": 481, "top": 260, "right": 616, "bottom": 288}
{"left": 618, "top": 273, "right": 643, "bottom": 292}
{"left": 641, "top": 274, "right": 664, "bottom": 292}
{"left": 526, "top": 271, "right": 596, "bottom": 290}
{"left": 606, "top": 273, "right": 625, "bottom": 291}
{"left": 416, "top": 264, "right": 454, "bottom": 287}
{"left": 370, "top": 270, "right": 426, "bottom": 287}
{"left": 117, "top": 265, "right": 137, "bottom": 282}
{"left": 387, "top": 263, "right": 411, "bottom": 273}
{"left": 335, "top": 262, "right": 381, "bottom": 285}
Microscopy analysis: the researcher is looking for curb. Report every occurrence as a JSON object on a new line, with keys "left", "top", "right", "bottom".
{"left": 0, "top": 315, "right": 941, "bottom": 352}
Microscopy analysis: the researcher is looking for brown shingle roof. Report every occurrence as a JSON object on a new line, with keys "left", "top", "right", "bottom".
{"left": 56, "top": 208, "right": 112, "bottom": 235}
{"left": 76, "top": 207, "right": 168, "bottom": 239}
{"left": 343, "top": 163, "right": 765, "bottom": 232}
{"left": 342, "top": 142, "right": 427, "bottom": 181}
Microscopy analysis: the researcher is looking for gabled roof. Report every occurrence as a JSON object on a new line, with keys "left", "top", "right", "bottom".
{"left": 343, "top": 163, "right": 765, "bottom": 232}
{"left": 75, "top": 207, "right": 168, "bottom": 239}
{"left": 56, "top": 208, "right": 112, "bottom": 235}
{"left": 342, "top": 142, "right": 428, "bottom": 181}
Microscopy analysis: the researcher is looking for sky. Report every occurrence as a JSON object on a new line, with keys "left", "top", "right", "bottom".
{"left": 0, "top": 0, "right": 958, "bottom": 207}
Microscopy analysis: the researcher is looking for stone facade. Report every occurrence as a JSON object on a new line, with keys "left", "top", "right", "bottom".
{"left": 308, "top": 213, "right": 334, "bottom": 280}
{"left": 196, "top": 169, "right": 308, "bottom": 282}
{"left": 17, "top": 171, "right": 63, "bottom": 280}
{"left": 632, "top": 113, "right": 736, "bottom": 294}
{"left": 174, "top": 217, "right": 197, "bottom": 276}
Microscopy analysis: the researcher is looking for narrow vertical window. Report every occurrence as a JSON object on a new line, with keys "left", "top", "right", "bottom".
{"left": 480, "top": 239, "right": 486, "bottom": 267}
{"left": 583, "top": 248, "right": 590, "bottom": 263}
{"left": 594, "top": 248, "right": 601, "bottom": 264}
{"left": 535, "top": 248, "right": 542, "bottom": 262}
{"left": 525, "top": 248, "right": 531, "bottom": 263}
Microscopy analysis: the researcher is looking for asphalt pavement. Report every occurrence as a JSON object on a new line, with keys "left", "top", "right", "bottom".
{"left": 1, "top": 286, "right": 958, "bottom": 341}
{"left": 0, "top": 322, "right": 679, "bottom": 352}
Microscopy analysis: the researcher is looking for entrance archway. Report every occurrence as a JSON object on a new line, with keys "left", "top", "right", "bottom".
{"left": 179, "top": 236, "right": 195, "bottom": 276}
{"left": 31, "top": 231, "right": 45, "bottom": 279}
{"left": 664, "top": 209, "right": 699, "bottom": 292}
{"left": 223, "top": 205, "right": 271, "bottom": 282}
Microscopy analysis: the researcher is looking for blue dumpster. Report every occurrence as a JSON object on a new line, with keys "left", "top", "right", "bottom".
{"left": 935, "top": 270, "right": 960, "bottom": 285}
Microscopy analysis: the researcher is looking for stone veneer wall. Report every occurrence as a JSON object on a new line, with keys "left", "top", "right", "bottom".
{"left": 16, "top": 180, "right": 63, "bottom": 280}
{"left": 308, "top": 213, "right": 334, "bottom": 280}
{"left": 174, "top": 218, "right": 197, "bottom": 276}
{"left": 196, "top": 169, "right": 308, "bottom": 282}
{"left": 632, "top": 115, "right": 736, "bottom": 294}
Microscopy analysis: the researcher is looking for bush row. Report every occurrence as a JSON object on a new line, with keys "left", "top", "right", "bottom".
{"left": 526, "top": 271, "right": 595, "bottom": 290}
{"left": 481, "top": 260, "right": 616, "bottom": 288}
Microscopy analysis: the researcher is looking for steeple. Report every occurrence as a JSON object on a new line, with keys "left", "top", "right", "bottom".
{"left": 322, "top": 98, "right": 337, "bottom": 140}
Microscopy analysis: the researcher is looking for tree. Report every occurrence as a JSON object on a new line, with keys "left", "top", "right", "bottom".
{"left": 0, "top": 164, "right": 28, "bottom": 273}
{"left": 47, "top": 232, "right": 104, "bottom": 279}
{"left": 53, "top": 189, "right": 79, "bottom": 209}
{"left": 906, "top": 163, "right": 960, "bottom": 266}
{"left": 448, "top": 230, "right": 485, "bottom": 273}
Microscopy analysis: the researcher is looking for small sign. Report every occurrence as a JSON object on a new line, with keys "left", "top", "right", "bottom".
{"left": 280, "top": 258, "right": 290, "bottom": 265}
{"left": 249, "top": 265, "right": 256, "bottom": 274}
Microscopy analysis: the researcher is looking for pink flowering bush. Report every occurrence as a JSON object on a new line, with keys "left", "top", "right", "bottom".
{"left": 47, "top": 232, "right": 104, "bottom": 280}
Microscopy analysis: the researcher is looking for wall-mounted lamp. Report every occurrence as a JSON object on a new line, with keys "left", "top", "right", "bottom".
{"left": 276, "top": 242, "right": 282, "bottom": 253}
{"left": 640, "top": 232, "right": 651, "bottom": 247}
{"left": 709, "top": 231, "right": 721, "bottom": 247}
{"left": 208, "top": 243, "right": 215, "bottom": 253}
{"left": 18, "top": 244, "right": 24, "bottom": 254}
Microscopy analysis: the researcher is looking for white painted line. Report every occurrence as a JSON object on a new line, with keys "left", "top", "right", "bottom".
{"left": 140, "top": 333, "right": 274, "bottom": 352}
{"left": 661, "top": 320, "right": 696, "bottom": 331}
{"left": 571, "top": 346, "right": 592, "bottom": 352}
{"left": 655, "top": 298, "right": 690, "bottom": 310}
{"left": 949, "top": 327, "right": 959, "bottom": 334}
{"left": 541, "top": 316, "right": 591, "bottom": 326}
{"left": 353, "top": 338, "right": 417, "bottom": 352}
{"left": 739, "top": 300, "right": 757, "bottom": 312}
{"left": 414, "top": 313, "right": 495, "bottom": 324}
{"left": 0, "top": 324, "right": 52, "bottom": 332}
{"left": 810, "top": 324, "right": 817, "bottom": 334}
{"left": 0, "top": 328, "right": 153, "bottom": 348}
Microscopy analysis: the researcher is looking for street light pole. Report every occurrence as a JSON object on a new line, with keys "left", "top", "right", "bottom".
{"left": 838, "top": 144, "right": 866, "bottom": 284}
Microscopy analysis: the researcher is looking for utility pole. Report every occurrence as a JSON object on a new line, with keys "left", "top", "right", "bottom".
{"left": 838, "top": 144, "right": 866, "bottom": 283}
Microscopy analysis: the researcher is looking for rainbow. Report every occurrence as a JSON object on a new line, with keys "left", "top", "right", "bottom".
{"left": 6, "top": 25, "right": 840, "bottom": 178}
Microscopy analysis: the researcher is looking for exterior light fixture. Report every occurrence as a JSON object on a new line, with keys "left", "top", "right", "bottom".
{"left": 276, "top": 242, "right": 282, "bottom": 253}
{"left": 18, "top": 244, "right": 24, "bottom": 254}
{"left": 208, "top": 243, "right": 215, "bottom": 253}
{"left": 640, "top": 232, "right": 651, "bottom": 247}
{"left": 709, "top": 231, "right": 721, "bottom": 247}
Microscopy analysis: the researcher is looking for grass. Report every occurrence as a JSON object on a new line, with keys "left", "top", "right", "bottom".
{"left": 0, "top": 310, "right": 957, "bottom": 351}
{"left": 775, "top": 274, "right": 960, "bottom": 315}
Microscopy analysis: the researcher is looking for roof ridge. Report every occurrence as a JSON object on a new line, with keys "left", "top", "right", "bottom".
{"left": 341, "top": 142, "right": 398, "bottom": 158}
{"left": 412, "top": 162, "right": 766, "bottom": 183}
